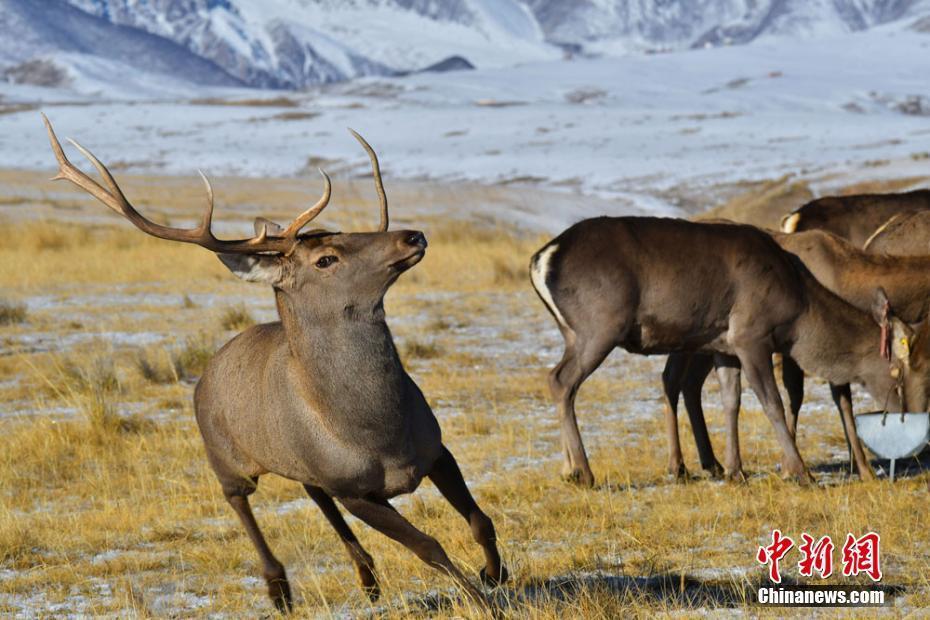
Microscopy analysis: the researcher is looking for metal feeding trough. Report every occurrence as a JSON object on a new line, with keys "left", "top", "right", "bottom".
{"left": 855, "top": 412, "right": 930, "bottom": 481}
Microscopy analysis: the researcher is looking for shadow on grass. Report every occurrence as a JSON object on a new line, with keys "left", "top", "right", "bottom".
{"left": 380, "top": 571, "right": 907, "bottom": 616}
{"left": 810, "top": 445, "right": 930, "bottom": 482}
{"left": 384, "top": 571, "right": 755, "bottom": 616}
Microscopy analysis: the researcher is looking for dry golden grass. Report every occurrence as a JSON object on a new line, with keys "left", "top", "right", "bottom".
{"left": 697, "top": 174, "right": 814, "bottom": 229}
{"left": 1, "top": 171, "right": 928, "bottom": 617}
{"left": 835, "top": 176, "right": 930, "bottom": 196}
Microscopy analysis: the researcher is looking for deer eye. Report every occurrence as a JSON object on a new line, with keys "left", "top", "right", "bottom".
{"left": 315, "top": 255, "right": 338, "bottom": 269}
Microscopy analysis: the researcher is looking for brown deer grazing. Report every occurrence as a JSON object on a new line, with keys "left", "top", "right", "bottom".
{"left": 781, "top": 189, "right": 930, "bottom": 246}
{"left": 531, "top": 216, "right": 920, "bottom": 488}
{"left": 43, "top": 115, "right": 506, "bottom": 612}
{"left": 864, "top": 210, "right": 930, "bottom": 256}
{"left": 665, "top": 228, "right": 930, "bottom": 481}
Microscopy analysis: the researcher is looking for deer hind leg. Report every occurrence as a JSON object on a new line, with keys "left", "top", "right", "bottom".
{"left": 337, "top": 496, "right": 489, "bottom": 610}
{"left": 304, "top": 485, "right": 380, "bottom": 601}
{"left": 549, "top": 332, "right": 615, "bottom": 487}
{"left": 681, "top": 353, "right": 723, "bottom": 477}
{"left": 428, "top": 445, "right": 507, "bottom": 586}
{"left": 223, "top": 480, "right": 292, "bottom": 613}
{"left": 829, "top": 383, "right": 876, "bottom": 480}
{"left": 713, "top": 355, "right": 746, "bottom": 482}
{"left": 781, "top": 354, "right": 805, "bottom": 439}
{"left": 736, "top": 346, "right": 812, "bottom": 483}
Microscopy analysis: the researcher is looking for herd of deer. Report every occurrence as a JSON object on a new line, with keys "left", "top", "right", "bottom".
{"left": 40, "top": 114, "right": 930, "bottom": 612}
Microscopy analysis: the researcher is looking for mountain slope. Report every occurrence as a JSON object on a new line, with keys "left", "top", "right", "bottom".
{"left": 4, "top": 0, "right": 929, "bottom": 93}
{"left": 64, "top": 0, "right": 556, "bottom": 89}
{"left": 0, "top": 0, "right": 243, "bottom": 91}
{"left": 525, "top": 0, "right": 930, "bottom": 52}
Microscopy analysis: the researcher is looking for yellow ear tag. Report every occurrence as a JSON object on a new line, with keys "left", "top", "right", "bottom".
{"left": 901, "top": 337, "right": 910, "bottom": 355}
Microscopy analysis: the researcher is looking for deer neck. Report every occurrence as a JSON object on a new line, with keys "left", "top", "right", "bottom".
{"left": 275, "top": 291, "right": 409, "bottom": 416}
{"left": 789, "top": 274, "right": 895, "bottom": 401}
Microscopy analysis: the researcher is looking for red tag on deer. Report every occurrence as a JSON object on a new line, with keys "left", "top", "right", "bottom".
{"left": 880, "top": 301, "right": 891, "bottom": 361}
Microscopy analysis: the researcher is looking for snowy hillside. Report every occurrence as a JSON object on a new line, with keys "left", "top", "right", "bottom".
{"left": 2, "top": 19, "right": 928, "bottom": 230}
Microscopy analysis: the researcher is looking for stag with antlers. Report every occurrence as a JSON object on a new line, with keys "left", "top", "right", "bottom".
{"left": 43, "top": 115, "right": 506, "bottom": 612}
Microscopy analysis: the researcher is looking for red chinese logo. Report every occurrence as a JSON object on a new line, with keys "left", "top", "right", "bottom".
{"left": 841, "top": 533, "right": 882, "bottom": 582}
{"left": 757, "top": 529, "right": 794, "bottom": 583}
{"left": 758, "top": 531, "right": 881, "bottom": 583}
{"left": 798, "top": 534, "right": 834, "bottom": 578}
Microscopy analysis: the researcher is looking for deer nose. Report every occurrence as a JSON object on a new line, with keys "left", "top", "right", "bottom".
{"left": 405, "top": 231, "right": 427, "bottom": 248}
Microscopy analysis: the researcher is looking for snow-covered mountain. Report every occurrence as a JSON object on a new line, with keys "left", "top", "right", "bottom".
{"left": 61, "top": 0, "right": 555, "bottom": 89}
{"left": 526, "top": 0, "right": 930, "bottom": 52}
{"left": 2, "top": 0, "right": 929, "bottom": 93}
{"left": 0, "top": 0, "right": 244, "bottom": 93}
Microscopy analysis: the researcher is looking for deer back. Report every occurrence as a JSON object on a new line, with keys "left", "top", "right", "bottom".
{"left": 781, "top": 190, "right": 930, "bottom": 246}
{"left": 864, "top": 210, "right": 930, "bottom": 256}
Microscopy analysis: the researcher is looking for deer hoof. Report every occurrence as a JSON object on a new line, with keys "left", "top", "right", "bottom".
{"left": 362, "top": 583, "right": 381, "bottom": 602}
{"left": 562, "top": 469, "right": 595, "bottom": 487}
{"left": 705, "top": 461, "right": 726, "bottom": 479}
{"left": 668, "top": 462, "right": 689, "bottom": 481}
{"left": 725, "top": 469, "right": 748, "bottom": 483}
{"left": 359, "top": 568, "right": 380, "bottom": 602}
{"left": 479, "top": 565, "right": 509, "bottom": 587}
{"left": 856, "top": 463, "right": 877, "bottom": 481}
{"left": 782, "top": 469, "right": 816, "bottom": 486}
{"left": 266, "top": 576, "right": 293, "bottom": 613}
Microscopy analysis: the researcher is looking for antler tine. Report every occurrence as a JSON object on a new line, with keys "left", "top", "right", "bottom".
{"left": 348, "top": 128, "right": 388, "bottom": 231}
{"left": 42, "top": 113, "right": 120, "bottom": 214}
{"left": 196, "top": 170, "right": 219, "bottom": 238}
{"left": 68, "top": 138, "right": 138, "bottom": 219}
{"left": 280, "top": 168, "right": 332, "bottom": 240}
{"left": 42, "top": 114, "right": 298, "bottom": 254}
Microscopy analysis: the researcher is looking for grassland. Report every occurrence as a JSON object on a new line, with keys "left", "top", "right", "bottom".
{"left": 1, "top": 170, "right": 928, "bottom": 617}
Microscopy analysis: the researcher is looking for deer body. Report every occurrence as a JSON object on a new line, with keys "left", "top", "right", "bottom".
{"left": 44, "top": 116, "right": 506, "bottom": 613}
{"left": 196, "top": 302, "right": 442, "bottom": 498}
{"left": 781, "top": 189, "right": 930, "bottom": 246}
{"left": 532, "top": 217, "right": 815, "bottom": 486}
{"left": 665, "top": 228, "right": 930, "bottom": 481}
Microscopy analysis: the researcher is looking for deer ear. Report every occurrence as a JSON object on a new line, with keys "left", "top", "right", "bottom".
{"left": 871, "top": 287, "right": 890, "bottom": 325}
{"left": 254, "top": 217, "right": 284, "bottom": 236}
{"left": 217, "top": 253, "right": 283, "bottom": 284}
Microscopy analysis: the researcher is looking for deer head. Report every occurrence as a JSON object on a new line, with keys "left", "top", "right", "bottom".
{"left": 872, "top": 287, "right": 930, "bottom": 412}
{"left": 43, "top": 115, "right": 426, "bottom": 318}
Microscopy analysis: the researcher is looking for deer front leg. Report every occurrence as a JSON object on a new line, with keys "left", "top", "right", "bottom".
{"left": 304, "top": 485, "right": 380, "bottom": 600}
{"left": 225, "top": 485, "right": 292, "bottom": 613}
{"left": 713, "top": 355, "right": 746, "bottom": 482}
{"left": 337, "top": 496, "right": 490, "bottom": 610}
{"left": 829, "top": 383, "right": 876, "bottom": 480}
{"left": 737, "top": 347, "right": 812, "bottom": 484}
{"left": 428, "top": 446, "right": 508, "bottom": 586}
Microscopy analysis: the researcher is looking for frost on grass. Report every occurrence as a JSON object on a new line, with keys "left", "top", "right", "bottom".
{"left": 0, "top": 299, "right": 26, "bottom": 325}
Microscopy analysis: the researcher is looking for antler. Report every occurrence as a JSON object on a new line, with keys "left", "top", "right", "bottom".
{"left": 348, "top": 128, "right": 388, "bottom": 231}
{"left": 43, "top": 113, "right": 331, "bottom": 255}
